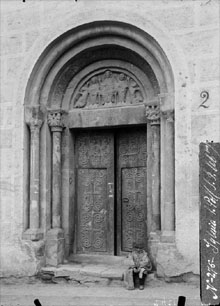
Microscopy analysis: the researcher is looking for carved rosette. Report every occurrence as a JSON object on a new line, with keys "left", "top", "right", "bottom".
{"left": 47, "top": 110, "right": 64, "bottom": 132}
{"left": 145, "top": 104, "right": 160, "bottom": 125}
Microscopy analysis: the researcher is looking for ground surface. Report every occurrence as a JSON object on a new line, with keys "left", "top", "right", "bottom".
{"left": 0, "top": 278, "right": 202, "bottom": 306}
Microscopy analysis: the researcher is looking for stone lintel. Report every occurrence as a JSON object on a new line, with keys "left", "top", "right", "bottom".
{"left": 22, "top": 228, "right": 44, "bottom": 241}
{"left": 67, "top": 105, "right": 146, "bottom": 128}
{"left": 161, "top": 230, "right": 175, "bottom": 243}
{"left": 46, "top": 228, "right": 64, "bottom": 266}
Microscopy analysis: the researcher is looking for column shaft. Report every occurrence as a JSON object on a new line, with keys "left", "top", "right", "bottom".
{"left": 145, "top": 103, "right": 161, "bottom": 236}
{"left": 46, "top": 110, "right": 65, "bottom": 266}
{"left": 151, "top": 124, "right": 160, "bottom": 231}
{"left": 23, "top": 105, "right": 44, "bottom": 241}
{"left": 52, "top": 130, "right": 62, "bottom": 228}
{"left": 146, "top": 123, "right": 153, "bottom": 236}
{"left": 29, "top": 125, "right": 41, "bottom": 229}
{"left": 164, "top": 117, "right": 175, "bottom": 232}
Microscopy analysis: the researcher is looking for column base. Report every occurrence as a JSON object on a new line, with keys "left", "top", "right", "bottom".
{"left": 45, "top": 228, "right": 64, "bottom": 266}
{"left": 161, "top": 230, "right": 175, "bottom": 243}
{"left": 22, "top": 228, "right": 44, "bottom": 241}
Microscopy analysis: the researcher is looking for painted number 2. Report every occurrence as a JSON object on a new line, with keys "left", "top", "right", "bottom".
{"left": 199, "top": 91, "right": 209, "bottom": 108}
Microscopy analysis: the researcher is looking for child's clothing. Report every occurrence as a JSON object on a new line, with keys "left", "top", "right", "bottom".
{"left": 124, "top": 248, "right": 152, "bottom": 290}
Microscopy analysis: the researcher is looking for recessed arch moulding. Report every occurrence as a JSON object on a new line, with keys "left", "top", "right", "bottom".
{"left": 23, "top": 21, "right": 182, "bottom": 277}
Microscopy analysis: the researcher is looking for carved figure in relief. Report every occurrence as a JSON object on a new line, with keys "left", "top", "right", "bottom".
{"left": 124, "top": 243, "right": 152, "bottom": 290}
{"left": 73, "top": 69, "right": 144, "bottom": 108}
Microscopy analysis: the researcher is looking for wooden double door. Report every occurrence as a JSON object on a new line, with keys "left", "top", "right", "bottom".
{"left": 75, "top": 127, "right": 147, "bottom": 255}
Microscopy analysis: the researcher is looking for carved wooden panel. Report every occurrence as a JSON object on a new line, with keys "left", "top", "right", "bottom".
{"left": 77, "top": 169, "right": 108, "bottom": 252}
{"left": 75, "top": 131, "right": 114, "bottom": 254}
{"left": 118, "top": 129, "right": 147, "bottom": 168}
{"left": 117, "top": 127, "right": 147, "bottom": 254}
{"left": 121, "top": 167, "right": 147, "bottom": 251}
{"left": 76, "top": 132, "right": 112, "bottom": 168}
{"left": 72, "top": 69, "right": 144, "bottom": 109}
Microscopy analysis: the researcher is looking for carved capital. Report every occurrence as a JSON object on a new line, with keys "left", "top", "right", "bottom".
{"left": 25, "top": 106, "right": 44, "bottom": 131}
{"left": 47, "top": 110, "right": 64, "bottom": 132}
{"left": 145, "top": 104, "right": 160, "bottom": 125}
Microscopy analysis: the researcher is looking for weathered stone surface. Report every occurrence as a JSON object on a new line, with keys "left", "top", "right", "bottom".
{"left": 199, "top": 57, "right": 220, "bottom": 82}
{"left": 0, "top": 35, "right": 23, "bottom": 56}
{"left": 199, "top": 1, "right": 220, "bottom": 26}
{"left": 156, "top": 244, "right": 195, "bottom": 278}
{"left": 41, "top": 263, "right": 126, "bottom": 285}
{"left": 45, "top": 229, "right": 65, "bottom": 266}
{"left": 150, "top": 6, "right": 194, "bottom": 31}
{"left": 177, "top": 29, "right": 219, "bottom": 58}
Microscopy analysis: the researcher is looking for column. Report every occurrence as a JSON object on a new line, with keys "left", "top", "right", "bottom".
{"left": 162, "top": 110, "right": 175, "bottom": 242}
{"left": 145, "top": 104, "right": 161, "bottom": 235}
{"left": 23, "top": 106, "right": 44, "bottom": 241}
{"left": 46, "top": 110, "right": 64, "bottom": 266}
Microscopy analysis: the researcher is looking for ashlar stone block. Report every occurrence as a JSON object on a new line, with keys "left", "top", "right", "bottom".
{"left": 45, "top": 228, "right": 64, "bottom": 267}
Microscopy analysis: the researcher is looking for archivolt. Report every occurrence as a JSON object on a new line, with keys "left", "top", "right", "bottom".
{"left": 24, "top": 21, "right": 174, "bottom": 110}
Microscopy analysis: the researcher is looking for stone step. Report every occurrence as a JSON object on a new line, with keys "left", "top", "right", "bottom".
{"left": 40, "top": 263, "right": 127, "bottom": 286}
{"left": 40, "top": 262, "right": 156, "bottom": 288}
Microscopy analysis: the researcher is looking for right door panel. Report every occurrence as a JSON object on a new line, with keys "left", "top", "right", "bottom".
{"left": 117, "top": 127, "right": 147, "bottom": 254}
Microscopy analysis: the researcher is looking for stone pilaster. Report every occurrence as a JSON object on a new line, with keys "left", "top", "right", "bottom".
{"left": 46, "top": 110, "right": 64, "bottom": 266}
{"left": 145, "top": 104, "right": 161, "bottom": 235}
{"left": 161, "top": 110, "right": 175, "bottom": 242}
{"left": 23, "top": 106, "right": 44, "bottom": 241}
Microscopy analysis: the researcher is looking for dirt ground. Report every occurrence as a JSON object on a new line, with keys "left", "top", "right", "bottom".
{"left": 0, "top": 277, "right": 203, "bottom": 306}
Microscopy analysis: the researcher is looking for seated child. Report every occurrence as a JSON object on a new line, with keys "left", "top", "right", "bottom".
{"left": 124, "top": 243, "right": 152, "bottom": 290}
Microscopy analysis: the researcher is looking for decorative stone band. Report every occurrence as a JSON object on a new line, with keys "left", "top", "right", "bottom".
{"left": 47, "top": 110, "right": 64, "bottom": 132}
{"left": 145, "top": 104, "right": 160, "bottom": 125}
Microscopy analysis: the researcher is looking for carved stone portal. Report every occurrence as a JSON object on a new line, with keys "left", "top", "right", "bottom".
{"left": 72, "top": 69, "right": 144, "bottom": 109}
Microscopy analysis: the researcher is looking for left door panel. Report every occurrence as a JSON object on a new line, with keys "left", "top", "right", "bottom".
{"left": 75, "top": 131, "right": 114, "bottom": 254}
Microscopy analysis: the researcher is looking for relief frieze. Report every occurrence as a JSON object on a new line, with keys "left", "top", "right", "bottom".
{"left": 72, "top": 69, "right": 144, "bottom": 109}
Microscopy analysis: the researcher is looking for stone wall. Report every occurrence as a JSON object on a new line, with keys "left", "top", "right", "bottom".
{"left": 0, "top": 0, "right": 219, "bottom": 277}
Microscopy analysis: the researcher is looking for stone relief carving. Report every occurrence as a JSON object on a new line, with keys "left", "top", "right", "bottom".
{"left": 72, "top": 69, "right": 144, "bottom": 109}
{"left": 145, "top": 104, "right": 160, "bottom": 125}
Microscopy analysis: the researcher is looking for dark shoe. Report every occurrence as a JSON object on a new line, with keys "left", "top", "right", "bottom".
{"left": 139, "top": 285, "right": 144, "bottom": 290}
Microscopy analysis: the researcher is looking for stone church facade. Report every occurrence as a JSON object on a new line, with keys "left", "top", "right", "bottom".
{"left": 0, "top": 0, "right": 219, "bottom": 278}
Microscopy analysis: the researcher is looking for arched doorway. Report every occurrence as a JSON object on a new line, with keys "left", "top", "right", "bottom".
{"left": 23, "top": 21, "right": 175, "bottom": 267}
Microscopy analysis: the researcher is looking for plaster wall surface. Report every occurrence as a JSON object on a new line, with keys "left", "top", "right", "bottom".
{"left": 0, "top": 0, "right": 219, "bottom": 277}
